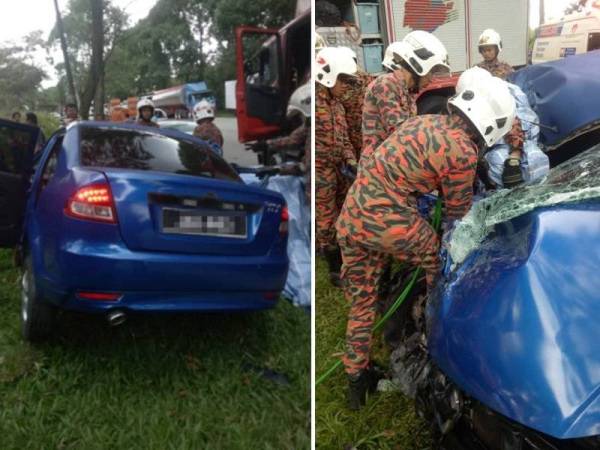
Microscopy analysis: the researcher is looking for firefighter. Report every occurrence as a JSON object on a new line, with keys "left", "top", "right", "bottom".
{"left": 192, "top": 99, "right": 223, "bottom": 148}
{"left": 467, "top": 63, "right": 525, "bottom": 187}
{"left": 335, "top": 49, "right": 373, "bottom": 162}
{"left": 476, "top": 28, "right": 514, "bottom": 80}
{"left": 362, "top": 31, "right": 450, "bottom": 165}
{"left": 257, "top": 84, "right": 311, "bottom": 202}
{"left": 315, "top": 47, "right": 360, "bottom": 287}
{"left": 136, "top": 99, "right": 159, "bottom": 128}
{"left": 336, "top": 73, "right": 516, "bottom": 410}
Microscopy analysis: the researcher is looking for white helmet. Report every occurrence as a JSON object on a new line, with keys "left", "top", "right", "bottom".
{"left": 287, "top": 84, "right": 311, "bottom": 119}
{"left": 382, "top": 41, "right": 409, "bottom": 71}
{"left": 137, "top": 98, "right": 154, "bottom": 113}
{"left": 456, "top": 66, "right": 492, "bottom": 93}
{"left": 193, "top": 99, "right": 215, "bottom": 121}
{"left": 395, "top": 30, "right": 450, "bottom": 76}
{"left": 478, "top": 28, "right": 502, "bottom": 52}
{"left": 448, "top": 76, "right": 516, "bottom": 147}
{"left": 315, "top": 47, "right": 357, "bottom": 88}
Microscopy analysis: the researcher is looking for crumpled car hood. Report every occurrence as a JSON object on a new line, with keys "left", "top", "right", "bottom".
{"left": 428, "top": 146, "right": 600, "bottom": 439}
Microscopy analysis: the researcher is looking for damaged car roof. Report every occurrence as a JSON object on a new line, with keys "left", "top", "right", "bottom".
{"left": 509, "top": 50, "right": 600, "bottom": 149}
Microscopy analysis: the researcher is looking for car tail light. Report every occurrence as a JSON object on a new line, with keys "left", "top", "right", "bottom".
{"left": 279, "top": 206, "right": 289, "bottom": 235}
{"left": 66, "top": 184, "right": 117, "bottom": 223}
{"left": 76, "top": 291, "right": 122, "bottom": 301}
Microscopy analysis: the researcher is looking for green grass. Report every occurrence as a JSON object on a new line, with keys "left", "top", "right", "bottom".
{"left": 316, "top": 258, "right": 431, "bottom": 449}
{"left": 0, "top": 250, "right": 310, "bottom": 450}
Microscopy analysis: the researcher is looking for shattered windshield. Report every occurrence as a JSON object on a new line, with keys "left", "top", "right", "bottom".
{"left": 448, "top": 143, "right": 600, "bottom": 267}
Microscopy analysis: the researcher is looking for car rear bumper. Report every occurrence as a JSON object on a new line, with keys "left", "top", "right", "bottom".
{"left": 37, "top": 241, "right": 288, "bottom": 312}
{"left": 60, "top": 290, "right": 280, "bottom": 313}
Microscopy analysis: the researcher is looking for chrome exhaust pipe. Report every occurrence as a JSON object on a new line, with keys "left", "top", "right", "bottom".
{"left": 107, "top": 310, "right": 127, "bottom": 327}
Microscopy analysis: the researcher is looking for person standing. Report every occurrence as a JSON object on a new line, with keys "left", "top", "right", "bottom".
{"left": 476, "top": 29, "right": 514, "bottom": 80}
{"left": 315, "top": 47, "right": 360, "bottom": 286}
{"left": 192, "top": 99, "right": 223, "bottom": 148}
{"left": 336, "top": 73, "right": 516, "bottom": 410}
{"left": 136, "top": 99, "right": 159, "bottom": 128}
{"left": 63, "top": 103, "right": 80, "bottom": 126}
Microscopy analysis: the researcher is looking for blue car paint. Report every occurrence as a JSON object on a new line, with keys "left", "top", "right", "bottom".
{"left": 428, "top": 201, "right": 600, "bottom": 439}
{"left": 509, "top": 50, "right": 600, "bottom": 147}
{"left": 24, "top": 122, "right": 288, "bottom": 314}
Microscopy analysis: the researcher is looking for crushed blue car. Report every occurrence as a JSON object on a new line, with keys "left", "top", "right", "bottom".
{"left": 0, "top": 120, "right": 289, "bottom": 342}
{"left": 388, "top": 52, "right": 600, "bottom": 449}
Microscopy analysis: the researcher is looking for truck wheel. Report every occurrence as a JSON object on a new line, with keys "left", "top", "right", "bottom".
{"left": 21, "top": 255, "right": 56, "bottom": 342}
{"left": 417, "top": 95, "right": 450, "bottom": 115}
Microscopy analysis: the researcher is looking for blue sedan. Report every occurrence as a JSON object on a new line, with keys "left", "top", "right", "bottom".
{"left": 0, "top": 120, "right": 289, "bottom": 342}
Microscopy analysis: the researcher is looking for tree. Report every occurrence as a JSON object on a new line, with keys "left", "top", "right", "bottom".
{"left": 53, "top": 0, "right": 78, "bottom": 106}
{"left": 0, "top": 45, "right": 46, "bottom": 114}
{"left": 79, "top": 0, "right": 104, "bottom": 119}
{"left": 48, "top": 0, "right": 128, "bottom": 116}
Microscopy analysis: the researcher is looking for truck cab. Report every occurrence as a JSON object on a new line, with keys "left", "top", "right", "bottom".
{"left": 235, "top": 8, "right": 310, "bottom": 142}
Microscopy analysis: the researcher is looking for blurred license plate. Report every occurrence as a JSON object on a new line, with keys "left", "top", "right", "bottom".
{"left": 162, "top": 208, "right": 247, "bottom": 238}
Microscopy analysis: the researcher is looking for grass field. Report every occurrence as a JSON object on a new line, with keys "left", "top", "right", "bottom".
{"left": 0, "top": 249, "right": 310, "bottom": 449}
{"left": 315, "top": 258, "right": 431, "bottom": 449}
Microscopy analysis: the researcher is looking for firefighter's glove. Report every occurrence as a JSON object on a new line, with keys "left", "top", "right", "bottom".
{"left": 502, "top": 157, "right": 524, "bottom": 188}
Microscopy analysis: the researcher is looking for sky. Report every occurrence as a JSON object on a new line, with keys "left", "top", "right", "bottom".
{"left": 0, "top": 0, "right": 576, "bottom": 88}
{"left": 0, "top": 0, "right": 159, "bottom": 87}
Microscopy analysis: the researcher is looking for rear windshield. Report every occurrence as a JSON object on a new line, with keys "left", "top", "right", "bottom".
{"left": 79, "top": 127, "right": 240, "bottom": 182}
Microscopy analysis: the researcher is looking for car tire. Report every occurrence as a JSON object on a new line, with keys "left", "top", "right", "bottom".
{"left": 417, "top": 95, "right": 450, "bottom": 115}
{"left": 21, "top": 254, "right": 56, "bottom": 342}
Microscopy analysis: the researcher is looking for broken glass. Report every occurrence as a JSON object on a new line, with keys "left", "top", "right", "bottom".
{"left": 447, "top": 143, "right": 600, "bottom": 268}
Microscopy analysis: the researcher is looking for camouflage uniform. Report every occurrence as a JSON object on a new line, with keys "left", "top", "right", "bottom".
{"left": 193, "top": 120, "right": 223, "bottom": 147}
{"left": 267, "top": 124, "right": 310, "bottom": 203}
{"left": 315, "top": 83, "right": 356, "bottom": 251}
{"left": 338, "top": 72, "right": 375, "bottom": 160}
{"left": 476, "top": 59, "right": 514, "bottom": 80}
{"left": 361, "top": 71, "right": 417, "bottom": 165}
{"left": 136, "top": 118, "right": 159, "bottom": 128}
{"left": 336, "top": 114, "right": 479, "bottom": 376}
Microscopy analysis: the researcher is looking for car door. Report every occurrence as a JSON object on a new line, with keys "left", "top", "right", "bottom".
{"left": 0, "top": 118, "right": 39, "bottom": 247}
{"left": 235, "top": 27, "right": 285, "bottom": 142}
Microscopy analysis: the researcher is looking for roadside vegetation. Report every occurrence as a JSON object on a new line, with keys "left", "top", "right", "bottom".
{"left": 316, "top": 258, "right": 431, "bottom": 449}
{"left": 0, "top": 249, "right": 310, "bottom": 449}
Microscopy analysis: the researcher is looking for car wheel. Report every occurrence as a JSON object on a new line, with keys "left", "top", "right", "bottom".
{"left": 21, "top": 254, "right": 56, "bottom": 342}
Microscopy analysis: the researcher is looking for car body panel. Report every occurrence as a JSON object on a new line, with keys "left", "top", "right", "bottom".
{"left": 0, "top": 118, "right": 39, "bottom": 247}
{"left": 429, "top": 202, "right": 600, "bottom": 439}
{"left": 509, "top": 50, "right": 600, "bottom": 149}
{"left": 19, "top": 122, "right": 288, "bottom": 314}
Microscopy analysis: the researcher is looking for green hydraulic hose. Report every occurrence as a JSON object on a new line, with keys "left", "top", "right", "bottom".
{"left": 316, "top": 198, "right": 443, "bottom": 387}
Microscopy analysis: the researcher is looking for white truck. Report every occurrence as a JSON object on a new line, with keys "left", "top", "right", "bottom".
{"left": 532, "top": 6, "right": 600, "bottom": 64}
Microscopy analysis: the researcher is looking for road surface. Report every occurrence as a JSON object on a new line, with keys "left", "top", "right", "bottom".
{"left": 214, "top": 117, "right": 257, "bottom": 166}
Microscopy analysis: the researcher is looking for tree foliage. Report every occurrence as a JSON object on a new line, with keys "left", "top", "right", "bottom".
{"left": 0, "top": 45, "right": 46, "bottom": 114}
{"left": 6, "top": 0, "right": 297, "bottom": 115}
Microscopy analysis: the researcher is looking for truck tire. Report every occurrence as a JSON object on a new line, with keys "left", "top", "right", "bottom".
{"left": 417, "top": 95, "right": 450, "bottom": 115}
{"left": 21, "top": 254, "right": 56, "bottom": 342}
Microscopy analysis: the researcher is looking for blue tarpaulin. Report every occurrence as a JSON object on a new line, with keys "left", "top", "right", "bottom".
{"left": 509, "top": 50, "right": 600, "bottom": 148}
{"left": 240, "top": 173, "right": 311, "bottom": 308}
{"left": 485, "top": 83, "right": 549, "bottom": 187}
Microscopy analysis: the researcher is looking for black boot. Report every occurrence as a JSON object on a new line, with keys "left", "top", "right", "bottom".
{"left": 347, "top": 365, "right": 384, "bottom": 410}
{"left": 502, "top": 157, "right": 524, "bottom": 188}
{"left": 324, "top": 247, "right": 342, "bottom": 287}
